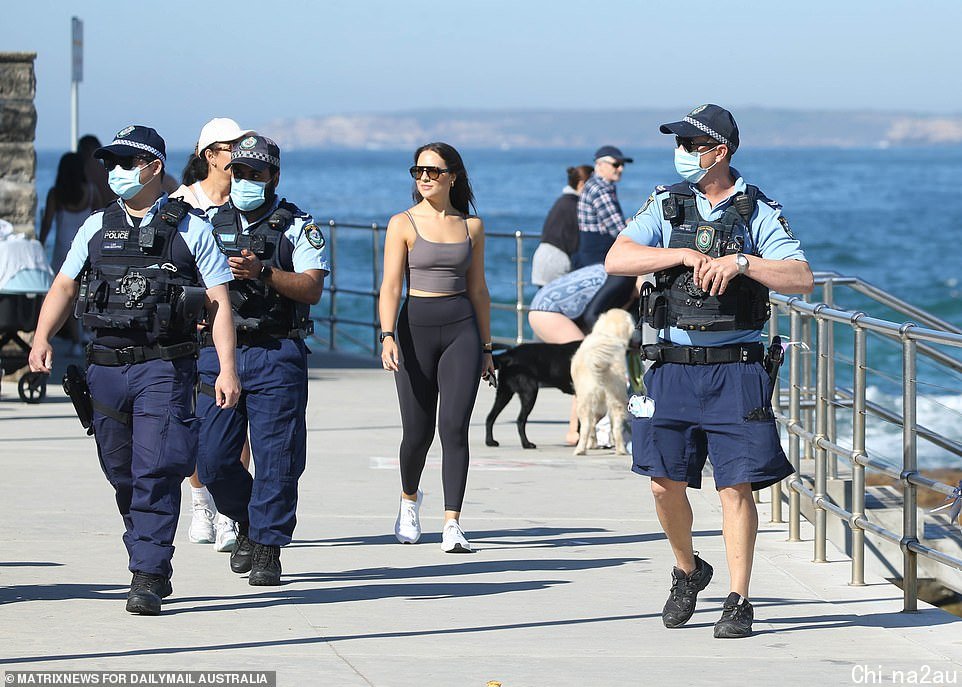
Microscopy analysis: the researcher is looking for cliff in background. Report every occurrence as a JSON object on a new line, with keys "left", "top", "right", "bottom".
{"left": 261, "top": 107, "right": 962, "bottom": 150}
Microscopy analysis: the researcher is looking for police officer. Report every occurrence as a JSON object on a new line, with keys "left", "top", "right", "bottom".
{"left": 606, "top": 105, "right": 814, "bottom": 639}
{"left": 28, "top": 125, "right": 241, "bottom": 616}
{"left": 195, "top": 135, "right": 328, "bottom": 586}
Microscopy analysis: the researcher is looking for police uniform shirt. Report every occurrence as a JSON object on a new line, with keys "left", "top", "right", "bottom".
{"left": 210, "top": 198, "right": 330, "bottom": 276}
{"left": 620, "top": 172, "right": 806, "bottom": 347}
{"left": 61, "top": 195, "right": 233, "bottom": 288}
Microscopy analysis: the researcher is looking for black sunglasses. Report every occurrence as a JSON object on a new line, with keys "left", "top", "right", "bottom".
{"left": 675, "top": 136, "right": 718, "bottom": 154}
{"left": 101, "top": 155, "right": 153, "bottom": 171}
{"left": 409, "top": 165, "right": 451, "bottom": 181}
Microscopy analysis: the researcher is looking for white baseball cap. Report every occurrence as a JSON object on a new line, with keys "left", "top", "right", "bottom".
{"left": 196, "top": 118, "right": 255, "bottom": 155}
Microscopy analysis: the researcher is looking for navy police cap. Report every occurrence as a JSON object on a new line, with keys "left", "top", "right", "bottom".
{"left": 594, "top": 145, "right": 633, "bottom": 163}
{"left": 94, "top": 125, "right": 167, "bottom": 164}
{"left": 225, "top": 135, "right": 281, "bottom": 172}
{"left": 660, "top": 104, "right": 739, "bottom": 153}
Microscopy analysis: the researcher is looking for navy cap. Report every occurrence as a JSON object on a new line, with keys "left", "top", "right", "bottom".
{"left": 594, "top": 145, "right": 633, "bottom": 164}
{"left": 225, "top": 135, "right": 281, "bottom": 172}
{"left": 94, "top": 125, "right": 167, "bottom": 164}
{"left": 660, "top": 104, "right": 739, "bottom": 153}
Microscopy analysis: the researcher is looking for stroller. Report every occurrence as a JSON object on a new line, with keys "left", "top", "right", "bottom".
{"left": 0, "top": 225, "right": 54, "bottom": 403}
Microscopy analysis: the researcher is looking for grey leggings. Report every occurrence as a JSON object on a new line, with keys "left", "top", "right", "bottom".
{"left": 395, "top": 294, "right": 482, "bottom": 511}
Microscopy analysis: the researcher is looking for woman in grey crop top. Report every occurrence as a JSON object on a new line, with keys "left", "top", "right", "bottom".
{"left": 378, "top": 142, "right": 494, "bottom": 554}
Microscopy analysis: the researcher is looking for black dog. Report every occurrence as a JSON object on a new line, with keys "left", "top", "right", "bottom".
{"left": 485, "top": 341, "right": 581, "bottom": 449}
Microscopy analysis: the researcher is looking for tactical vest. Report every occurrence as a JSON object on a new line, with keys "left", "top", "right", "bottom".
{"left": 78, "top": 199, "right": 205, "bottom": 343}
{"left": 640, "top": 183, "right": 770, "bottom": 332}
{"left": 211, "top": 200, "right": 313, "bottom": 337}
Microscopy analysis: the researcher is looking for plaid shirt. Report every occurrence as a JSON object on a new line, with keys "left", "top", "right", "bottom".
{"left": 577, "top": 174, "right": 625, "bottom": 238}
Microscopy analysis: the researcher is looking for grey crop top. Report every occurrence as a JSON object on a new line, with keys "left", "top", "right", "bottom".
{"left": 405, "top": 211, "right": 472, "bottom": 294}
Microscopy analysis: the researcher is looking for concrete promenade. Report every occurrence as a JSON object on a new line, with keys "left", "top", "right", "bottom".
{"left": 1, "top": 348, "right": 961, "bottom": 686}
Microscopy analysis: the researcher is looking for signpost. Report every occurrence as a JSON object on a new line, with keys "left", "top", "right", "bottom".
{"left": 70, "top": 17, "right": 82, "bottom": 152}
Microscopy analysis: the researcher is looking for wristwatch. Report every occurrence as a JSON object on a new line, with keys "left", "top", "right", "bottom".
{"left": 379, "top": 331, "right": 395, "bottom": 343}
{"left": 258, "top": 264, "right": 273, "bottom": 282}
{"left": 735, "top": 253, "right": 750, "bottom": 275}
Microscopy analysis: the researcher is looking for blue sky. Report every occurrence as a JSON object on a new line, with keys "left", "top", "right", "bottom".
{"left": 5, "top": 0, "right": 962, "bottom": 151}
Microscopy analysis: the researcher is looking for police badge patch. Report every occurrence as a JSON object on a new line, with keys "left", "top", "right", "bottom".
{"left": 117, "top": 125, "right": 135, "bottom": 138}
{"left": 695, "top": 226, "right": 715, "bottom": 253}
{"left": 240, "top": 136, "right": 258, "bottom": 150}
{"left": 304, "top": 223, "right": 325, "bottom": 250}
{"left": 778, "top": 215, "right": 795, "bottom": 239}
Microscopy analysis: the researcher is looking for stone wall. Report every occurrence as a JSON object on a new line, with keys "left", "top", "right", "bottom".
{"left": 0, "top": 52, "right": 37, "bottom": 237}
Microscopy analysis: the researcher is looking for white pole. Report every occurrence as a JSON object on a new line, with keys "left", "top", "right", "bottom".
{"left": 70, "top": 17, "right": 83, "bottom": 152}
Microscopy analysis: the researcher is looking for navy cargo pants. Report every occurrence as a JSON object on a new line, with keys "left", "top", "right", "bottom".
{"left": 195, "top": 338, "right": 308, "bottom": 547}
{"left": 87, "top": 355, "right": 198, "bottom": 578}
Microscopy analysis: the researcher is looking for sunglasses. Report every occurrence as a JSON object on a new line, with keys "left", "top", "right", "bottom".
{"left": 101, "top": 155, "right": 153, "bottom": 171}
{"left": 409, "top": 165, "right": 451, "bottom": 181}
{"left": 675, "top": 136, "right": 718, "bottom": 154}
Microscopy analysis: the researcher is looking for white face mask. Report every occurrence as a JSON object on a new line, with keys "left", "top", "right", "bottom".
{"left": 673, "top": 145, "right": 719, "bottom": 184}
{"left": 108, "top": 164, "right": 149, "bottom": 200}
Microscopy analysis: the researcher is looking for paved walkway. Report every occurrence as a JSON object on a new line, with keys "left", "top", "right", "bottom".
{"left": 1, "top": 347, "right": 960, "bottom": 686}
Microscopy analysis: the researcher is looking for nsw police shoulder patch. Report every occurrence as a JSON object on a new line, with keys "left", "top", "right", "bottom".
{"left": 304, "top": 223, "right": 325, "bottom": 250}
{"left": 695, "top": 226, "right": 715, "bottom": 253}
{"left": 778, "top": 215, "right": 795, "bottom": 239}
{"left": 636, "top": 193, "right": 656, "bottom": 216}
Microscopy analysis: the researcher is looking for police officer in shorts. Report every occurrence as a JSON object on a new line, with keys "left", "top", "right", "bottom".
{"left": 606, "top": 105, "right": 814, "bottom": 638}
{"left": 196, "top": 135, "right": 328, "bottom": 586}
{"left": 29, "top": 125, "right": 241, "bottom": 616}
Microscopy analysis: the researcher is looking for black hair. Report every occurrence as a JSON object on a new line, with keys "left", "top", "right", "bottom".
{"left": 411, "top": 142, "right": 476, "bottom": 216}
{"left": 568, "top": 165, "right": 593, "bottom": 188}
{"left": 77, "top": 134, "right": 101, "bottom": 156}
{"left": 181, "top": 152, "right": 208, "bottom": 186}
{"left": 53, "top": 152, "right": 86, "bottom": 206}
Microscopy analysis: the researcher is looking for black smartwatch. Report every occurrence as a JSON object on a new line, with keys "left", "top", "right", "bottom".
{"left": 379, "top": 331, "right": 395, "bottom": 343}
{"left": 258, "top": 264, "right": 273, "bottom": 282}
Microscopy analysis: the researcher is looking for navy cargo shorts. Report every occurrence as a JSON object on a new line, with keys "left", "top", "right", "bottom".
{"left": 630, "top": 360, "right": 794, "bottom": 491}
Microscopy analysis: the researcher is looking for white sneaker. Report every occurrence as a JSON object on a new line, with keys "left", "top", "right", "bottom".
{"left": 189, "top": 500, "right": 216, "bottom": 544}
{"left": 395, "top": 490, "right": 422, "bottom": 544}
{"left": 441, "top": 519, "right": 474, "bottom": 553}
{"left": 214, "top": 514, "right": 238, "bottom": 552}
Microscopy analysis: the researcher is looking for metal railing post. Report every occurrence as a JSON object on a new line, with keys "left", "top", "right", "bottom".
{"left": 901, "top": 324, "right": 919, "bottom": 611}
{"left": 769, "top": 307, "right": 783, "bottom": 523}
{"left": 823, "top": 280, "right": 839, "bottom": 479}
{"left": 371, "top": 223, "right": 381, "bottom": 356}
{"left": 789, "top": 307, "right": 802, "bottom": 542}
{"left": 515, "top": 230, "right": 525, "bottom": 344}
{"left": 328, "top": 220, "right": 338, "bottom": 350}
{"left": 802, "top": 314, "right": 815, "bottom": 463}
{"left": 851, "top": 316, "right": 867, "bottom": 586}
{"left": 814, "top": 309, "right": 829, "bottom": 562}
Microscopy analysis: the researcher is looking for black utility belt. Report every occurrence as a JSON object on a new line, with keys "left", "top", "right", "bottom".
{"left": 199, "top": 329, "right": 307, "bottom": 348}
{"left": 87, "top": 341, "right": 198, "bottom": 367}
{"left": 642, "top": 342, "right": 765, "bottom": 365}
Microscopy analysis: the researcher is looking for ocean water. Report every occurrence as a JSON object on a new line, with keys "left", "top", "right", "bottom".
{"left": 34, "top": 148, "right": 962, "bottom": 468}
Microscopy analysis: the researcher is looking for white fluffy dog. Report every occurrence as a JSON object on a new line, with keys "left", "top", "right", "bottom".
{"left": 571, "top": 308, "right": 635, "bottom": 456}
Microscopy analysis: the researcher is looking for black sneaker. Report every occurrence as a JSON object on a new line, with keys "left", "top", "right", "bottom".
{"left": 662, "top": 554, "right": 714, "bottom": 628}
{"left": 230, "top": 533, "right": 253, "bottom": 574}
{"left": 714, "top": 592, "right": 754, "bottom": 638}
{"left": 125, "top": 571, "right": 172, "bottom": 616}
{"left": 248, "top": 542, "right": 282, "bottom": 586}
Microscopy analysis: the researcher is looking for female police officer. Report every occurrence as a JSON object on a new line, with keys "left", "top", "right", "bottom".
{"left": 606, "top": 105, "right": 814, "bottom": 639}
{"left": 29, "top": 125, "right": 241, "bottom": 616}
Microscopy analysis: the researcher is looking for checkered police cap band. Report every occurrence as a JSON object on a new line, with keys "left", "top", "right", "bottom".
{"left": 683, "top": 116, "right": 730, "bottom": 147}
{"left": 231, "top": 149, "right": 280, "bottom": 167}
{"left": 109, "top": 139, "right": 166, "bottom": 163}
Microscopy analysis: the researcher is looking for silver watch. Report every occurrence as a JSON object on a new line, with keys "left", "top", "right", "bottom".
{"left": 735, "top": 253, "right": 750, "bottom": 275}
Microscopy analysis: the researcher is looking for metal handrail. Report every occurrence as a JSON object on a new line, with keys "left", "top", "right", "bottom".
{"left": 316, "top": 219, "right": 962, "bottom": 612}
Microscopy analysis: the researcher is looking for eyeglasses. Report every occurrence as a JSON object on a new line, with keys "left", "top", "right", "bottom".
{"left": 101, "top": 155, "right": 153, "bottom": 171}
{"left": 676, "top": 136, "right": 718, "bottom": 153}
{"left": 599, "top": 158, "right": 624, "bottom": 169}
{"left": 409, "top": 165, "right": 451, "bottom": 181}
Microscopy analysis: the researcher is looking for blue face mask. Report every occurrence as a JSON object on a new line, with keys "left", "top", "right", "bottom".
{"left": 230, "top": 178, "right": 268, "bottom": 211}
{"left": 673, "top": 145, "right": 719, "bottom": 184}
{"left": 107, "top": 164, "right": 148, "bottom": 200}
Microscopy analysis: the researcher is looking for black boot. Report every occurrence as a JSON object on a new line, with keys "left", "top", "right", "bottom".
{"left": 248, "top": 542, "right": 282, "bottom": 586}
{"left": 126, "top": 571, "right": 172, "bottom": 616}
{"left": 230, "top": 522, "right": 253, "bottom": 574}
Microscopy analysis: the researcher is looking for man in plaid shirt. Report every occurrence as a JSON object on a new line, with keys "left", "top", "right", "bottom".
{"left": 573, "top": 145, "right": 633, "bottom": 269}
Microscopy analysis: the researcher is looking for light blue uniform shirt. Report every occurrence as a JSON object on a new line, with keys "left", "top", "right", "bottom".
{"left": 620, "top": 173, "right": 806, "bottom": 346}
{"left": 210, "top": 198, "right": 330, "bottom": 275}
{"left": 61, "top": 195, "right": 232, "bottom": 288}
